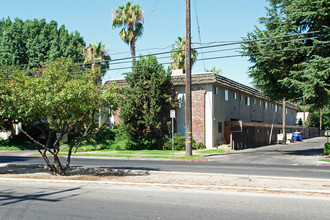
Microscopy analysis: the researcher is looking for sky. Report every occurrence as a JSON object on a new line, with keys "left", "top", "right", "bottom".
{"left": 0, "top": 0, "right": 269, "bottom": 86}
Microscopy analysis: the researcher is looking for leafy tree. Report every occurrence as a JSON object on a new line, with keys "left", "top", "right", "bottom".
{"left": 0, "top": 18, "right": 85, "bottom": 67}
{"left": 242, "top": 1, "right": 301, "bottom": 101}
{"left": 282, "top": 0, "right": 330, "bottom": 130}
{"left": 119, "top": 56, "right": 174, "bottom": 148}
{"left": 171, "top": 35, "right": 198, "bottom": 71}
{"left": 112, "top": 1, "right": 144, "bottom": 62}
{"left": 0, "top": 59, "right": 119, "bottom": 175}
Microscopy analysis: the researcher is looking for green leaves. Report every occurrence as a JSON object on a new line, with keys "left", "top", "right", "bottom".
{"left": 170, "top": 35, "right": 198, "bottom": 70}
{"left": 0, "top": 17, "right": 85, "bottom": 67}
{"left": 120, "top": 56, "right": 174, "bottom": 148}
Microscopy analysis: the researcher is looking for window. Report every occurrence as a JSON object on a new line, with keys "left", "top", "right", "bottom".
{"left": 218, "top": 122, "right": 222, "bottom": 133}
{"left": 253, "top": 98, "right": 256, "bottom": 105}
{"left": 259, "top": 100, "right": 262, "bottom": 106}
{"left": 223, "top": 90, "right": 228, "bottom": 101}
{"left": 286, "top": 108, "right": 288, "bottom": 114}
{"left": 275, "top": 105, "right": 277, "bottom": 112}
{"left": 245, "top": 97, "right": 250, "bottom": 106}
{"left": 240, "top": 95, "right": 244, "bottom": 101}
{"left": 233, "top": 92, "right": 237, "bottom": 100}
{"left": 214, "top": 87, "right": 218, "bottom": 94}
{"left": 264, "top": 102, "right": 268, "bottom": 109}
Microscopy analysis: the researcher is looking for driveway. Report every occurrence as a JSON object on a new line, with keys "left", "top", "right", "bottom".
{"left": 208, "top": 137, "right": 327, "bottom": 166}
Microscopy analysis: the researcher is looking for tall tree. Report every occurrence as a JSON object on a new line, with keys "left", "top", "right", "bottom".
{"left": 82, "top": 42, "right": 111, "bottom": 128}
{"left": 120, "top": 56, "right": 174, "bottom": 148}
{"left": 0, "top": 59, "right": 119, "bottom": 175}
{"left": 242, "top": 0, "right": 308, "bottom": 137}
{"left": 170, "top": 35, "right": 198, "bottom": 71}
{"left": 112, "top": 1, "right": 144, "bottom": 62}
{"left": 0, "top": 18, "right": 85, "bottom": 68}
{"left": 282, "top": 0, "right": 330, "bottom": 131}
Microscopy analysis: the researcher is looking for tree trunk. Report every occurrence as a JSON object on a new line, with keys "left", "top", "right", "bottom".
{"left": 282, "top": 98, "right": 286, "bottom": 142}
{"left": 303, "top": 97, "right": 305, "bottom": 126}
{"left": 130, "top": 39, "right": 136, "bottom": 63}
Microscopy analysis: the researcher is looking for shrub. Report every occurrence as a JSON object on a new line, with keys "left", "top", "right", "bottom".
{"left": 325, "top": 143, "right": 330, "bottom": 155}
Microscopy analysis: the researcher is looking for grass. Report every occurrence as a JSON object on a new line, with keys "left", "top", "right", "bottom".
{"left": 197, "top": 149, "right": 225, "bottom": 154}
{"left": 57, "top": 153, "right": 203, "bottom": 159}
{"left": 320, "top": 158, "right": 330, "bottom": 162}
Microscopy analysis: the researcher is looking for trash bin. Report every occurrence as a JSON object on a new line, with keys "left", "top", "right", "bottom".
{"left": 292, "top": 132, "right": 299, "bottom": 142}
{"left": 297, "top": 132, "right": 303, "bottom": 141}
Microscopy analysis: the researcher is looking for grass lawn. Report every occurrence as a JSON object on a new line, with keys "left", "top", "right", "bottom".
{"left": 197, "top": 149, "right": 225, "bottom": 154}
{"left": 57, "top": 150, "right": 204, "bottom": 159}
{"left": 320, "top": 158, "right": 330, "bottom": 163}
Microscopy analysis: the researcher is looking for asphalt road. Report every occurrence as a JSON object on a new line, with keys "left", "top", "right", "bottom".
{"left": 0, "top": 181, "right": 329, "bottom": 220}
{"left": 0, "top": 137, "right": 329, "bottom": 179}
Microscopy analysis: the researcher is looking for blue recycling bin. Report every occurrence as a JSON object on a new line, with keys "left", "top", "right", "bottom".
{"left": 293, "top": 132, "right": 302, "bottom": 141}
{"left": 292, "top": 133, "right": 299, "bottom": 142}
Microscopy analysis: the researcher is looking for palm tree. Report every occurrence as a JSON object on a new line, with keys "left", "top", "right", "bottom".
{"left": 112, "top": 1, "right": 144, "bottom": 62}
{"left": 171, "top": 35, "right": 198, "bottom": 71}
{"left": 82, "top": 42, "right": 110, "bottom": 74}
{"left": 82, "top": 42, "right": 110, "bottom": 128}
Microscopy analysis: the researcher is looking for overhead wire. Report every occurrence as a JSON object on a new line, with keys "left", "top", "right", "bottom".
{"left": 0, "top": 31, "right": 322, "bottom": 74}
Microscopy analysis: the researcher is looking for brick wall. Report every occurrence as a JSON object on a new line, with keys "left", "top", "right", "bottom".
{"left": 192, "top": 89, "right": 206, "bottom": 144}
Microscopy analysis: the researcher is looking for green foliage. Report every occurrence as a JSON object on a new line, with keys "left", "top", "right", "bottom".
{"left": 324, "top": 143, "right": 330, "bottom": 155}
{"left": 0, "top": 58, "right": 120, "bottom": 175}
{"left": 310, "top": 106, "right": 330, "bottom": 130}
{"left": 243, "top": 0, "right": 329, "bottom": 111}
{"left": 242, "top": 0, "right": 301, "bottom": 101}
{"left": 112, "top": 1, "right": 144, "bottom": 59}
{"left": 205, "top": 67, "right": 222, "bottom": 74}
{"left": 82, "top": 42, "right": 110, "bottom": 76}
{"left": 162, "top": 133, "right": 205, "bottom": 151}
{"left": 170, "top": 35, "right": 198, "bottom": 70}
{"left": 0, "top": 135, "right": 37, "bottom": 150}
{"left": 0, "top": 17, "right": 85, "bottom": 67}
{"left": 120, "top": 56, "right": 174, "bottom": 148}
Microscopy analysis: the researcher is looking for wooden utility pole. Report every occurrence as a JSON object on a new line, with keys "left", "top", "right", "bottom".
{"left": 185, "top": 0, "right": 192, "bottom": 156}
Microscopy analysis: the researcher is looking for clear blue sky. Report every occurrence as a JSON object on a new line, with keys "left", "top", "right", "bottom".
{"left": 0, "top": 0, "right": 269, "bottom": 86}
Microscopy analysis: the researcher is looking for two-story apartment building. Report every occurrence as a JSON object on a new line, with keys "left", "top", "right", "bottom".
{"left": 107, "top": 72, "right": 300, "bottom": 149}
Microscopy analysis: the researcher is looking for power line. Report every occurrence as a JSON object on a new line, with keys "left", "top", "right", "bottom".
{"left": 0, "top": 31, "right": 321, "bottom": 72}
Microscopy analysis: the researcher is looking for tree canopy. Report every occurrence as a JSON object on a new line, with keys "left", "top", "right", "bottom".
{"left": 0, "top": 59, "right": 119, "bottom": 175}
{"left": 0, "top": 17, "right": 85, "bottom": 68}
{"left": 119, "top": 56, "right": 174, "bottom": 148}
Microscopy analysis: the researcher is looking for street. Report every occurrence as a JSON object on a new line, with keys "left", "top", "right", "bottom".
{"left": 0, "top": 181, "right": 329, "bottom": 220}
{"left": 0, "top": 137, "right": 329, "bottom": 179}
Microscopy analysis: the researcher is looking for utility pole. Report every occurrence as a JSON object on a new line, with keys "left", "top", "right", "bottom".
{"left": 185, "top": 0, "right": 192, "bottom": 156}
{"left": 282, "top": 98, "right": 286, "bottom": 142}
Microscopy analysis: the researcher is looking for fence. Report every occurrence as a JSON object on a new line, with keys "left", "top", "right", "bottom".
{"left": 224, "top": 121, "right": 319, "bottom": 150}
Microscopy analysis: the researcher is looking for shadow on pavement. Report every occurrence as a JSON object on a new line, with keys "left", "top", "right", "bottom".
{"left": 0, "top": 156, "right": 31, "bottom": 163}
{"left": 281, "top": 148, "right": 324, "bottom": 156}
{"left": 0, "top": 187, "right": 81, "bottom": 206}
